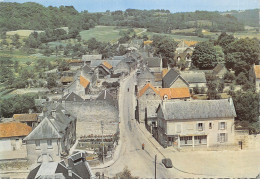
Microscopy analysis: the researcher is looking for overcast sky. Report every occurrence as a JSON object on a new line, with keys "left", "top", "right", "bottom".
{"left": 2, "top": 0, "right": 259, "bottom": 12}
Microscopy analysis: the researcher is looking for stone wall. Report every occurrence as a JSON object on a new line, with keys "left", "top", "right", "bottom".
{"left": 62, "top": 101, "right": 119, "bottom": 137}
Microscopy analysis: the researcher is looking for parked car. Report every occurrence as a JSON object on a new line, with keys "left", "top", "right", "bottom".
{"left": 162, "top": 158, "right": 173, "bottom": 168}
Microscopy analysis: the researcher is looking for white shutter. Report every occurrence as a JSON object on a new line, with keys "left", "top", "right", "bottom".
{"left": 218, "top": 122, "right": 220, "bottom": 130}
{"left": 196, "top": 123, "right": 198, "bottom": 131}
{"left": 202, "top": 123, "right": 205, "bottom": 131}
{"left": 217, "top": 134, "right": 220, "bottom": 142}
{"left": 225, "top": 122, "right": 227, "bottom": 130}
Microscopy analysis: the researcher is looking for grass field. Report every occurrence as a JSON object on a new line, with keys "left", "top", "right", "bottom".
{"left": 6, "top": 30, "right": 43, "bottom": 37}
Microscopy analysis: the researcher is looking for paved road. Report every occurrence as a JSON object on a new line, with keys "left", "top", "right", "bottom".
{"left": 96, "top": 72, "right": 173, "bottom": 178}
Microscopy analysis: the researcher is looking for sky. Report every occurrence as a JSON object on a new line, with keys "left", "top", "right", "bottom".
{"left": 2, "top": 0, "right": 259, "bottom": 12}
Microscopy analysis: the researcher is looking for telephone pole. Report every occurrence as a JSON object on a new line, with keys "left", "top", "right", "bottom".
{"left": 101, "top": 121, "right": 104, "bottom": 164}
{"left": 155, "top": 154, "right": 157, "bottom": 179}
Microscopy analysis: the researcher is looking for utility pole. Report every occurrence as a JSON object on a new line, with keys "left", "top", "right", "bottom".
{"left": 101, "top": 121, "right": 104, "bottom": 164}
{"left": 155, "top": 154, "right": 157, "bottom": 179}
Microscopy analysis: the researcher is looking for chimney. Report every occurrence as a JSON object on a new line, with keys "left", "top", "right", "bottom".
{"left": 51, "top": 110, "right": 56, "bottom": 118}
{"left": 68, "top": 167, "right": 72, "bottom": 177}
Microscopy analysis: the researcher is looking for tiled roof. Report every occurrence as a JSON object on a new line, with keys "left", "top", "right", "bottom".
{"left": 158, "top": 88, "right": 190, "bottom": 99}
{"left": 0, "top": 122, "right": 32, "bottom": 138}
{"left": 102, "top": 61, "right": 113, "bottom": 69}
{"left": 254, "top": 65, "right": 260, "bottom": 79}
{"left": 160, "top": 99, "right": 236, "bottom": 120}
{"left": 60, "top": 76, "right": 74, "bottom": 83}
{"left": 13, "top": 113, "right": 38, "bottom": 122}
{"left": 154, "top": 73, "right": 162, "bottom": 82}
{"left": 67, "top": 59, "right": 83, "bottom": 64}
{"left": 79, "top": 75, "right": 90, "bottom": 88}
{"left": 144, "top": 40, "right": 153, "bottom": 45}
{"left": 162, "top": 69, "right": 169, "bottom": 77}
{"left": 184, "top": 40, "right": 198, "bottom": 47}
{"left": 180, "top": 71, "right": 206, "bottom": 83}
{"left": 138, "top": 83, "right": 160, "bottom": 97}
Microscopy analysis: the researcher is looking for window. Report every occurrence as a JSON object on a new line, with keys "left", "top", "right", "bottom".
{"left": 209, "top": 122, "right": 212, "bottom": 129}
{"left": 47, "top": 140, "right": 52, "bottom": 149}
{"left": 180, "top": 136, "right": 192, "bottom": 145}
{"left": 219, "top": 122, "right": 226, "bottom": 130}
{"left": 35, "top": 140, "right": 40, "bottom": 150}
{"left": 218, "top": 133, "right": 228, "bottom": 143}
{"left": 194, "top": 135, "right": 207, "bottom": 145}
{"left": 197, "top": 123, "right": 203, "bottom": 131}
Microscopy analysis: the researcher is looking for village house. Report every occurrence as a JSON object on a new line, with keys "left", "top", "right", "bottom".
{"left": 143, "top": 57, "right": 162, "bottom": 74}
{"left": 0, "top": 122, "right": 32, "bottom": 152}
{"left": 252, "top": 65, "right": 260, "bottom": 92}
{"left": 156, "top": 99, "right": 236, "bottom": 149}
{"left": 13, "top": 113, "right": 38, "bottom": 128}
{"left": 175, "top": 40, "right": 197, "bottom": 68}
{"left": 62, "top": 90, "right": 119, "bottom": 138}
{"left": 212, "top": 64, "right": 228, "bottom": 79}
{"left": 62, "top": 92, "right": 84, "bottom": 102}
{"left": 82, "top": 54, "right": 102, "bottom": 65}
{"left": 180, "top": 71, "right": 207, "bottom": 90}
{"left": 27, "top": 152, "right": 95, "bottom": 179}
{"left": 24, "top": 104, "right": 76, "bottom": 164}
{"left": 137, "top": 83, "right": 191, "bottom": 130}
{"left": 67, "top": 59, "right": 84, "bottom": 71}
{"left": 94, "top": 61, "right": 113, "bottom": 79}
{"left": 137, "top": 67, "right": 162, "bottom": 91}
{"left": 162, "top": 69, "right": 189, "bottom": 88}
{"left": 60, "top": 76, "right": 74, "bottom": 86}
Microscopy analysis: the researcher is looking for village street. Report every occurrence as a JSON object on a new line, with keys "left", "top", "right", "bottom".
{"left": 94, "top": 71, "right": 260, "bottom": 178}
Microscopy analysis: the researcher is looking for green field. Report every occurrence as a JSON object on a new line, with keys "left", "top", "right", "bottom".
{"left": 80, "top": 26, "right": 145, "bottom": 43}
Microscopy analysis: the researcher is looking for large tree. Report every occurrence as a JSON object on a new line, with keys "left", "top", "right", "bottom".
{"left": 225, "top": 38, "right": 259, "bottom": 76}
{"left": 216, "top": 32, "right": 235, "bottom": 54}
{"left": 192, "top": 41, "right": 217, "bottom": 69}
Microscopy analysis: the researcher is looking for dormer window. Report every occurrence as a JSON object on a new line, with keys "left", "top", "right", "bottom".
{"left": 164, "top": 95, "right": 168, "bottom": 100}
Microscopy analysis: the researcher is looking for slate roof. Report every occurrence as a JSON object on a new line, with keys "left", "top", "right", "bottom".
{"left": 82, "top": 54, "right": 102, "bottom": 61}
{"left": 81, "top": 65, "right": 92, "bottom": 78}
{"left": 90, "top": 60, "right": 120, "bottom": 68}
{"left": 159, "top": 99, "right": 236, "bottom": 120}
{"left": 62, "top": 92, "right": 84, "bottom": 102}
{"left": 137, "top": 68, "right": 154, "bottom": 80}
{"left": 143, "top": 57, "right": 161, "bottom": 67}
{"left": 24, "top": 105, "right": 75, "bottom": 140}
{"left": 254, "top": 65, "right": 260, "bottom": 79}
{"left": 0, "top": 122, "right": 32, "bottom": 138}
{"left": 180, "top": 71, "right": 206, "bottom": 83}
{"left": 96, "top": 90, "right": 115, "bottom": 105}
{"left": 163, "top": 69, "right": 188, "bottom": 87}
{"left": 212, "top": 64, "right": 227, "bottom": 75}
{"left": 13, "top": 113, "right": 38, "bottom": 122}
{"left": 158, "top": 88, "right": 191, "bottom": 99}
{"left": 111, "top": 56, "right": 125, "bottom": 61}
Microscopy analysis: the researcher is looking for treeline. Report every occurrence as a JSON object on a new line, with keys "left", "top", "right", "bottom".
{"left": 0, "top": 2, "right": 100, "bottom": 32}
{"left": 0, "top": 2, "right": 247, "bottom": 34}
{"left": 100, "top": 9, "right": 245, "bottom": 33}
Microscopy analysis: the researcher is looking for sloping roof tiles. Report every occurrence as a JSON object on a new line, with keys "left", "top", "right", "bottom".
{"left": 254, "top": 65, "right": 260, "bottom": 79}
{"left": 0, "top": 122, "right": 32, "bottom": 138}
{"left": 13, "top": 113, "right": 38, "bottom": 122}
{"left": 79, "top": 76, "right": 90, "bottom": 88}
{"left": 158, "top": 88, "right": 190, "bottom": 99}
{"left": 138, "top": 83, "right": 160, "bottom": 97}
{"left": 102, "top": 61, "right": 113, "bottom": 69}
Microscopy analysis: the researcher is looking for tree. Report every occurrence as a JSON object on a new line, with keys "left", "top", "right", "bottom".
{"left": 192, "top": 41, "right": 217, "bottom": 69}
{"left": 214, "top": 45, "right": 224, "bottom": 63}
{"left": 46, "top": 74, "right": 57, "bottom": 89}
{"left": 152, "top": 35, "right": 177, "bottom": 67}
{"left": 14, "top": 61, "right": 19, "bottom": 73}
{"left": 113, "top": 167, "right": 138, "bottom": 179}
{"left": 206, "top": 73, "right": 219, "bottom": 99}
{"left": 235, "top": 72, "right": 248, "bottom": 85}
{"left": 216, "top": 32, "right": 235, "bottom": 54}
{"left": 225, "top": 38, "right": 259, "bottom": 76}
{"left": 177, "top": 58, "right": 186, "bottom": 70}
{"left": 26, "top": 61, "right": 32, "bottom": 66}
{"left": 217, "top": 80, "right": 225, "bottom": 93}
{"left": 223, "top": 71, "right": 235, "bottom": 83}
{"left": 232, "top": 91, "right": 259, "bottom": 133}
{"left": 11, "top": 34, "right": 21, "bottom": 48}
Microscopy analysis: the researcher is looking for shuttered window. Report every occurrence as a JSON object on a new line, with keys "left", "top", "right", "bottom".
{"left": 218, "top": 133, "right": 228, "bottom": 143}
{"left": 218, "top": 122, "right": 226, "bottom": 130}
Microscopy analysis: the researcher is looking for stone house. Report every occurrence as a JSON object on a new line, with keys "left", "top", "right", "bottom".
{"left": 156, "top": 99, "right": 236, "bottom": 149}
{"left": 252, "top": 65, "right": 260, "bottom": 92}
{"left": 137, "top": 83, "right": 191, "bottom": 127}
{"left": 24, "top": 104, "right": 76, "bottom": 164}
{"left": 94, "top": 61, "right": 113, "bottom": 79}
{"left": 143, "top": 57, "right": 162, "bottom": 74}
{"left": 212, "top": 64, "right": 228, "bottom": 79}
{"left": 82, "top": 54, "right": 102, "bottom": 65}
{"left": 162, "top": 69, "right": 189, "bottom": 88}
{"left": 137, "top": 68, "right": 162, "bottom": 91}
{"left": 180, "top": 71, "right": 207, "bottom": 90}
{"left": 27, "top": 152, "right": 95, "bottom": 179}
{"left": 62, "top": 90, "right": 119, "bottom": 138}
{"left": 113, "top": 60, "right": 131, "bottom": 76}
{"left": 60, "top": 76, "right": 74, "bottom": 86}
{"left": 13, "top": 113, "right": 38, "bottom": 128}
{"left": 62, "top": 92, "right": 84, "bottom": 102}
{"left": 67, "top": 59, "right": 84, "bottom": 71}
{"left": 0, "top": 122, "right": 32, "bottom": 152}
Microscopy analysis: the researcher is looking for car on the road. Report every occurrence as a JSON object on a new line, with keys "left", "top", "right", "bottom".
{"left": 162, "top": 158, "right": 173, "bottom": 168}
